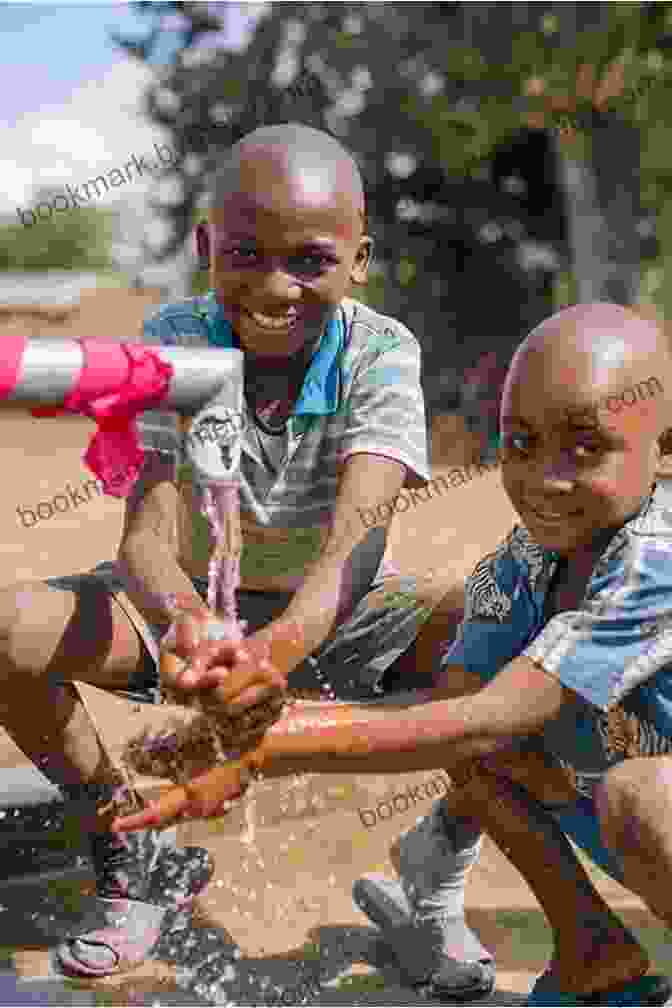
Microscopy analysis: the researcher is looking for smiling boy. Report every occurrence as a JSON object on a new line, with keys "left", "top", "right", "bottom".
{"left": 137, "top": 302, "right": 672, "bottom": 1005}
{"left": 0, "top": 122, "right": 454, "bottom": 979}
{"left": 128, "top": 122, "right": 434, "bottom": 701}
{"left": 119, "top": 121, "right": 441, "bottom": 973}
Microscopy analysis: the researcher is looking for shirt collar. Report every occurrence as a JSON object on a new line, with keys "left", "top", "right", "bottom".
{"left": 203, "top": 291, "right": 343, "bottom": 416}
{"left": 524, "top": 482, "right": 660, "bottom": 581}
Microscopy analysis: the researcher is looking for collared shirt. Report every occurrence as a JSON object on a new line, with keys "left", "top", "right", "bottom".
{"left": 136, "top": 291, "right": 430, "bottom": 591}
{"left": 442, "top": 480, "right": 672, "bottom": 797}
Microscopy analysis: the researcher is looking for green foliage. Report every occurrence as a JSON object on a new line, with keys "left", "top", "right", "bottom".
{"left": 335, "top": 972, "right": 387, "bottom": 992}
{"left": 191, "top": 265, "right": 209, "bottom": 296}
{"left": 122, "top": 1, "right": 672, "bottom": 417}
{"left": 42, "top": 810, "right": 88, "bottom": 853}
{"left": 0, "top": 205, "right": 113, "bottom": 272}
{"left": 45, "top": 877, "right": 87, "bottom": 915}
{"left": 357, "top": 269, "right": 388, "bottom": 313}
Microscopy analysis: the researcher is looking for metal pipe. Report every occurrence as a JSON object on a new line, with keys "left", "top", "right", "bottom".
{"left": 5, "top": 339, "right": 244, "bottom": 415}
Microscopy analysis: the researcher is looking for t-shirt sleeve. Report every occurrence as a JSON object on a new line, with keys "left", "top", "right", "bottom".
{"left": 523, "top": 534, "right": 672, "bottom": 711}
{"left": 135, "top": 311, "right": 183, "bottom": 473}
{"left": 438, "top": 533, "right": 528, "bottom": 683}
{"left": 338, "top": 323, "right": 430, "bottom": 487}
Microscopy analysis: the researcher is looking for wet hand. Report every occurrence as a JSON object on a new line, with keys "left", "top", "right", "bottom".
{"left": 111, "top": 760, "right": 252, "bottom": 832}
{"left": 161, "top": 620, "right": 304, "bottom": 746}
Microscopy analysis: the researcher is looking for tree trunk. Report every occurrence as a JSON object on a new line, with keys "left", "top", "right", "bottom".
{"left": 553, "top": 113, "right": 641, "bottom": 305}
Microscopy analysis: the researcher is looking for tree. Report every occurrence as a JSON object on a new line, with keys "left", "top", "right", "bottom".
{"left": 112, "top": 2, "right": 668, "bottom": 451}
{"left": 0, "top": 192, "right": 113, "bottom": 272}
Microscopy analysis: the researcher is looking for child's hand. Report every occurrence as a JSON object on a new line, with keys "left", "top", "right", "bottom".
{"left": 193, "top": 629, "right": 288, "bottom": 752}
{"left": 173, "top": 628, "right": 286, "bottom": 716}
{"left": 112, "top": 761, "right": 252, "bottom": 832}
{"left": 161, "top": 621, "right": 304, "bottom": 744}
{"left": 158, "top": 595, "right": 216, "bottom": 706}
{"left": 159, "top": 594, "right": 213, "bottom": 660}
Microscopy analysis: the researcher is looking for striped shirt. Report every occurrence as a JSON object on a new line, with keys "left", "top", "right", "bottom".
{"left": 442, "top": 481, "right": 672, "bottom": 797}
{"left": 137, "top": 291, "right": 430, "bottom": 591}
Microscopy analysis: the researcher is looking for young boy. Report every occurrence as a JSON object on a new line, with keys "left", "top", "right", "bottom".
{"left": 0, "top": 121, "right": 481, "bottom": 979}
{"left": 137, "top": 302, "right": 672, "bottom": 1005}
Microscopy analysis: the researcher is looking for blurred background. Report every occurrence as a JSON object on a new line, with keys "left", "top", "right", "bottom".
{"left": 1, "top": 1, "right": 668, "bottom": 463}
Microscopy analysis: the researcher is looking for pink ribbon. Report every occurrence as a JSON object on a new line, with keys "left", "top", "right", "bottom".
{"left": 31, "top": 342, "right": 173, "bottom": 497}
{"left": 0, "top": 332, "right": 28, "bottom": 400}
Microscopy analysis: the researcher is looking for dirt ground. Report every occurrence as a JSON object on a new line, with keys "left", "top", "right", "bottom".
{"left": 0, "top": 288, "right": 669, "bottom": 1004}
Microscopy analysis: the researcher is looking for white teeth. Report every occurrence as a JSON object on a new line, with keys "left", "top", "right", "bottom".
{"left": 248, "top": 310, "right": 297, "bottom": 330}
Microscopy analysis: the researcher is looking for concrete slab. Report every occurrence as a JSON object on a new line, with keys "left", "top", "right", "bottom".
{"left": 0, "top": 766, "right": 62, "bottom": 807}
{"left": 0, "top": 971, "right": 97, "bottom": 1005}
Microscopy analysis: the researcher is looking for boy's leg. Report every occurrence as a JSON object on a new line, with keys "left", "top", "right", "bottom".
{"left": 0, "top": 575, "right": 213, "bottom": 976}
{"left": 596, "top": 755, "right": 672, "bottom": 930}
{"left": 445, "top": 754, "right": 649, "bottom": 997}
{"left": 356, "top": 609, "right": 646, "bottom": 999}
{"left": 353, "top": 585, "right": 497, "bottom": 997}
{"left": 0, "top": 576, "right": 145, "bottom": 805}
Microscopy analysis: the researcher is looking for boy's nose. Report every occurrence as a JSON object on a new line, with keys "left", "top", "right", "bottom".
{"left": 540, "top": 454, "right": 576, "bottom": 489}
{"left": 257, "top": 267, "right": 302, "bottom": 301}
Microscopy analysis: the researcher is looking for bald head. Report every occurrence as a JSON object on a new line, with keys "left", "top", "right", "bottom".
{"left": 211, "top": 123, "right": 366, "bottom": 229}
{"left": 504, "top": 302, "right": 672, "bottom": 441}
{"left": 498, "top": 303, "right": 672, "bottom": 554}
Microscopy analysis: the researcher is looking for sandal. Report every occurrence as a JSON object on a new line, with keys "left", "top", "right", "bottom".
{"left": 56, "top": 843, "right": 215, "bottom": 978}
{"left": 526, "top": 970, "right": 672, "bottom": 1005}
{"left": 56, "top": 897, "right": 166, "bottom": 978}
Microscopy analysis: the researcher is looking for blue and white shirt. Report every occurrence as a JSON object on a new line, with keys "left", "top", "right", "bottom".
{"left": 136, "top": 291, "right": 430, "bottom": 591}
{"left": 442, "top": 480, "right": 672, "bottom": 796}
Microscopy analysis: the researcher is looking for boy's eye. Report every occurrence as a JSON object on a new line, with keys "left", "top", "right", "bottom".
{"left": 572, "top": 437, "right": 603, "bottom": 460}
{"left": 502, "top": 432, "right": 533, "bottom": 456}
{"left": 228, "top": 248, "right": 257, "bottom": 262}
{"left": 222, "top": 249, "right": 334, "bottom": 274}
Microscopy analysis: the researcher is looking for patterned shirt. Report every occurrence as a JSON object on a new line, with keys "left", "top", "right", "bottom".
{"left": 442, "top": 480, "right": 672, "bottom": 797}
{"left": 136, "top": 291, "right": 430, "bottom": 591}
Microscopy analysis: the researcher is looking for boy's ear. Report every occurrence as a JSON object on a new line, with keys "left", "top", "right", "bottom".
{"left": 350, "top": 237, "right": 374, "bottom": 286}
{"left": 656, "top": 429, "right": 672, "bottom": 477}
{"left": 195, "top": 222, "right": 210, "bottom": 270}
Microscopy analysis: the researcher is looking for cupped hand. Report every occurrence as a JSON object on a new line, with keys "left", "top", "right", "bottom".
{"left": 160, "top": 617, "right": 304, "bottom": 744}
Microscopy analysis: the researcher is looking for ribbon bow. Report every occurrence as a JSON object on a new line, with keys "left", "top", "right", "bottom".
{"left": 31, "top": 342, "right": 173, "bottom": 497}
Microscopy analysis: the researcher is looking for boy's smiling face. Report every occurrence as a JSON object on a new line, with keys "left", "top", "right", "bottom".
{"left": 499, "top": 305, "right": 670, "bottom": 556}
{"left": 197, "top": 138, "right": 372, "bottom": 359}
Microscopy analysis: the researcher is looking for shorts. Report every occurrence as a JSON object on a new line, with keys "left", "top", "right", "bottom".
{"left": 44, "top": 562, "right": 434, "bottom": 704}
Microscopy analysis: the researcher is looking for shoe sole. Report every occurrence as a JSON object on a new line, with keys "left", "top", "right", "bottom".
{"left": 352, "top": 877, "right": 412, "bottom": 930}
{"left": 424, "top": 964, "right": 497, "bottom": 1003}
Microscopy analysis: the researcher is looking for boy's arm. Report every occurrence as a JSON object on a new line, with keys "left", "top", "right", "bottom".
{"left": 271, "top": 452, "right": 407, "bottom": 662}
{"left": 111, "top": 653, "right": 578, "bottom": 832}
{"left": 116, "top": 450, "right": 207, "bottom": 631}
{"left": 266, "top": 314, "right": 429, "bottom": 666}
{"left": 241, "top": 653, "right": 574, "bottom": 779}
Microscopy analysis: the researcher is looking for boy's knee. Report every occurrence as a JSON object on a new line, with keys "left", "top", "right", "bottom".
{"left": 0, "top": 581, "right": 72, "bottom": 679}
{"left": 596, "top": 760, "right": 670, "bottom": 856}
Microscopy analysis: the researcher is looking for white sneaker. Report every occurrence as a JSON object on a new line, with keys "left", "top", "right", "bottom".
{"left": 353, "top": 802, "right": 495, "bottom": 1000}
